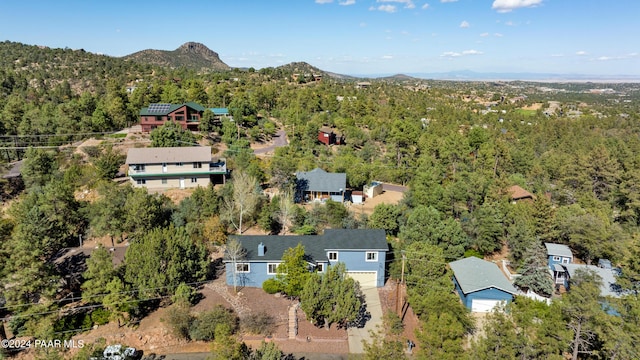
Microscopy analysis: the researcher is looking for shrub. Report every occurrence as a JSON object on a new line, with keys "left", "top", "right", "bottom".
{"left": 241, "top": 312, "right": 276, "bottom": 336}
{"left": 262, "top": 278, "right": 282, "bottom": 294}
{"left": 189, "top": 305, "right": 238, "bottom": 341}
{"left": 163, "top": 304, "right": 193, "bottom": 340}
{"left": 91, "top": 308, "right": 111, "bottom": 326}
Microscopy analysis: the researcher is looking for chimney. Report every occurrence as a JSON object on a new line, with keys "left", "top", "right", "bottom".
{"left": 258, "top": 242, "right": 265, "bottom": 257}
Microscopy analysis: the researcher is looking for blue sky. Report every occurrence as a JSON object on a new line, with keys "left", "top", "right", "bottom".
{"left": 1, "top": 0, "right": 638, "bottom": 76}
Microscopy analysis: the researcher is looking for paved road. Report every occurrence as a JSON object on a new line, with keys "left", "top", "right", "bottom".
{"left": 347, "top": 287, "right": 383, "bottom": 354}
{"left": 149, "top": 352, "right": 350, "bottom": 360}
{"left": 254, "top": 130, "right": 288, "bottom": 155}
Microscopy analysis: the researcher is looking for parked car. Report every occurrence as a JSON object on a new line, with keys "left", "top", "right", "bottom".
{"left": 103, "top": 344, "right": 141, "bottom": 360}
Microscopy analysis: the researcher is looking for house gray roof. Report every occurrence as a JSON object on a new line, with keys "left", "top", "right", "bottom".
{"left": 296, "top": 168, "right": 346, "bottom": 193}
{"left": 227, "top": 229, "right": 387, "bottom": 263}
{"left": 545, "top": 243, "right": 573, "bottom": 258}
{"left": 449, "top": 257, "right": 518, "bottom": 295}
{"left": 564, "top": 264, "right": 620, "bottom": 298}
{"left": 2, "top": 160, "right": 23, "bottom": 179}
{"left": 125, "top": 146, "right": 212, "bottom": 164}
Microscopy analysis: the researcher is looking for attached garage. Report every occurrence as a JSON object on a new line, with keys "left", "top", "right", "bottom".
{"left": 346, "top": 271, "right": 378, "bottom": 289}
{"left": 471, "top": 299, "right": 506, "bottom": 313}
{"left": 449, "top": 257, "right": 518, "bottom": 313}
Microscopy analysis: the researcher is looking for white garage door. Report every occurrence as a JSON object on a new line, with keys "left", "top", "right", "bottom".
{"left": 346, "top": 271, "right": 377, "bottom": 289}
{"left": 471, "top": 299, "right": 504, "bottom": 313}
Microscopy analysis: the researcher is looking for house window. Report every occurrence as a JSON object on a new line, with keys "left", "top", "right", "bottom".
{"left": 161, "top": 179, "right": 168, "bottom": 184}
{"left": 366, "top": 252, "right": 378, "bottom": 262}
{"left": 328, "top": 252, "right": 338, "bottom": 261}
{"left": 156, "top": 116, "right": 163, "bottom": 121}
{"left": 236, "top": 263, "right": 250, "bottom": 273}
{"left": 562, "top": 258, "right": 570, "bottom": 264}
{"left": 553, "top": 256, "right": 561, "bottom": 261}
{"left": 267, "top": 263, "right": 279, "bottom": 275}
{"left": 176, "top": 162, "right": 183, "bottom": 167}
{"left": 191, "top": 178, "right": 198, "bottom": 183}
{"left": 133, "top": 164, "right": 145, "bottom": 171}
{"left": 136, "top": 179, "right": 146, "bottom": 185}
{"left": 317, "top": 263, "right": 325, "bottom": 273}
{"left": 175, "top": 116, "right": 184, "bottom": 121}
{"left": 193, "top": 162, "right": 202, "bottom": 168}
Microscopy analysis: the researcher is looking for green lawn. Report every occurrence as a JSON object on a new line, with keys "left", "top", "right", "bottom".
{"left": 515, "top": 109, "right": 537, "bottom": 116}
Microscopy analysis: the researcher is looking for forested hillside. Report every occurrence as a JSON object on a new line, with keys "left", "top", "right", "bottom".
{"left": 1, "top": 41, "right": 640, "bottom": 358}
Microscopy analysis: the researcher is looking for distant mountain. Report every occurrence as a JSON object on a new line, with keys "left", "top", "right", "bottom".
{"left": 403, "top": 70, "right": 640, "bottom": 82}
{"left": 379, "top": 74, "right": 420, "bottom": 81}
{"left": 275, "top": 61, "right": 355, "bottom": 80}
{"left": 123, "top": 42, "right": 230, "bottom": 72}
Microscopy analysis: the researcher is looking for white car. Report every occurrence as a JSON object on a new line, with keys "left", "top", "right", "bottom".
{"left": 103, "top": 344, "right": 140, "bottom": 360}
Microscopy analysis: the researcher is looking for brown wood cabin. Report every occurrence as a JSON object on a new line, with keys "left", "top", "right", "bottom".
{"left": 318, "top": 126, "right": 344, "bottom": 145}
{"left": 139, "top": 102, "right": 205, "bottom": 132}
{"left": 508, "top": 185, "right": 536, "bottom": 203}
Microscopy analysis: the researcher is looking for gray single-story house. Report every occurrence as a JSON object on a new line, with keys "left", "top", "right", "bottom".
{"left": 295, "top": 168, "right": 347, "bottom": 203}
{"left": 449, "top": 257, "right": 518, "bottom": 312}
{"left": 224, "top": 229, "right": 388, "bottom": 289}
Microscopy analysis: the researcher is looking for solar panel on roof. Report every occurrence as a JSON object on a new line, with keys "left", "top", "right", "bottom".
{"left": 148, "top": 103, "right": 171, "bottom": 113}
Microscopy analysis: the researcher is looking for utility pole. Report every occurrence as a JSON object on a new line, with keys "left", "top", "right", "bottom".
{"left": 396, "top": 251, "right": 406, "bottom": 315}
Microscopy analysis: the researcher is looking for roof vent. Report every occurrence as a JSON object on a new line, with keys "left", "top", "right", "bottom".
{"left": 258, "top": 242, "right": 265, "bottom": 257}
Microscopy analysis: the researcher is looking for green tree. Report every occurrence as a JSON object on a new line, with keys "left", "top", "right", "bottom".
{"left": 368, "top": 203, "right": 401, "bottom": 236}
{"left": 102, "top": 277, "right": 137, "bottom": 327}
{"left": 399, "top": 205, "right": 469, "bottom": 259}
{"left": 124, "top": 225, "right": 208, "bottom": 298}
{"left": 299, "top": 262, "right": 362, "bottom": 329}
{"left": 466, "top": 203, "right": 504, "bottom": 255}
{"left": 469, "top": 308, "right": 519, "bottom": 360}
{"left": 560, "top": 268, "right": 606, "bottom": 360}
{"left": 513, "top": 240, "right": 554, "bottom": 297}
{"left": 21, "top": 147, "right": 58, "bottom": 188}
{"left": 274, "top": 243, "right": 311, "bottom": 298}
{"left": 251, "top": 341, "right": 283, "bottom": 360}
{"left": 88, "top": 183, "right": 132, "bottom": 245}
{"left": 93, "top": 145, "right": 125, "bottom": 180}
{"left": 150, "top": 121, "right": 197, "bottom": 147}
{"left": 81, "top": 245, "right": 116, "bottom": 304}
{"left": 123, "top": 188, "right": 169, "bottom": 237}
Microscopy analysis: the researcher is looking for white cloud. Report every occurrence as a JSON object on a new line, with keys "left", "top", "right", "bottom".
{"left": 441, "top": 49, "right": 483, "bottom": 57}
{"left": 382, "top": 55, "right": 394, "bottom": 59}
{"left": 505, "top": 21, "right": 515, "bottom": 26}
{"left": 480, "top": 32, "right": 489, "bottom": 37}
{"left": 339, "top": 0, "right": 356, "bottom": 5}
{"left": 441, "top": 0, "right": 458, "bottom": 2}
{"left": 492, "top": 0, "right": 542, "bottom": 13}
{"left": 597, "top": 56, "right": 613, "bottom": 61}
{"left": 460, "top": 20, "right": 470, "bottom": 28}
{"left": 576, "top": 51, "right": 587, "bottom": 56}
{"left": 315, "top": 0, "right": 333, "bottom": 3}
{"left": 372, "top": 4, "right": 397, "bottom": 12}
{"left": 376, "top": 0, "right": 415, "bottom": 10}
{"left": 494, "top": 32, "right": 503, "bottom": 37}
{"left": 422, "top": 3, "right": 430, "bottom": 9}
